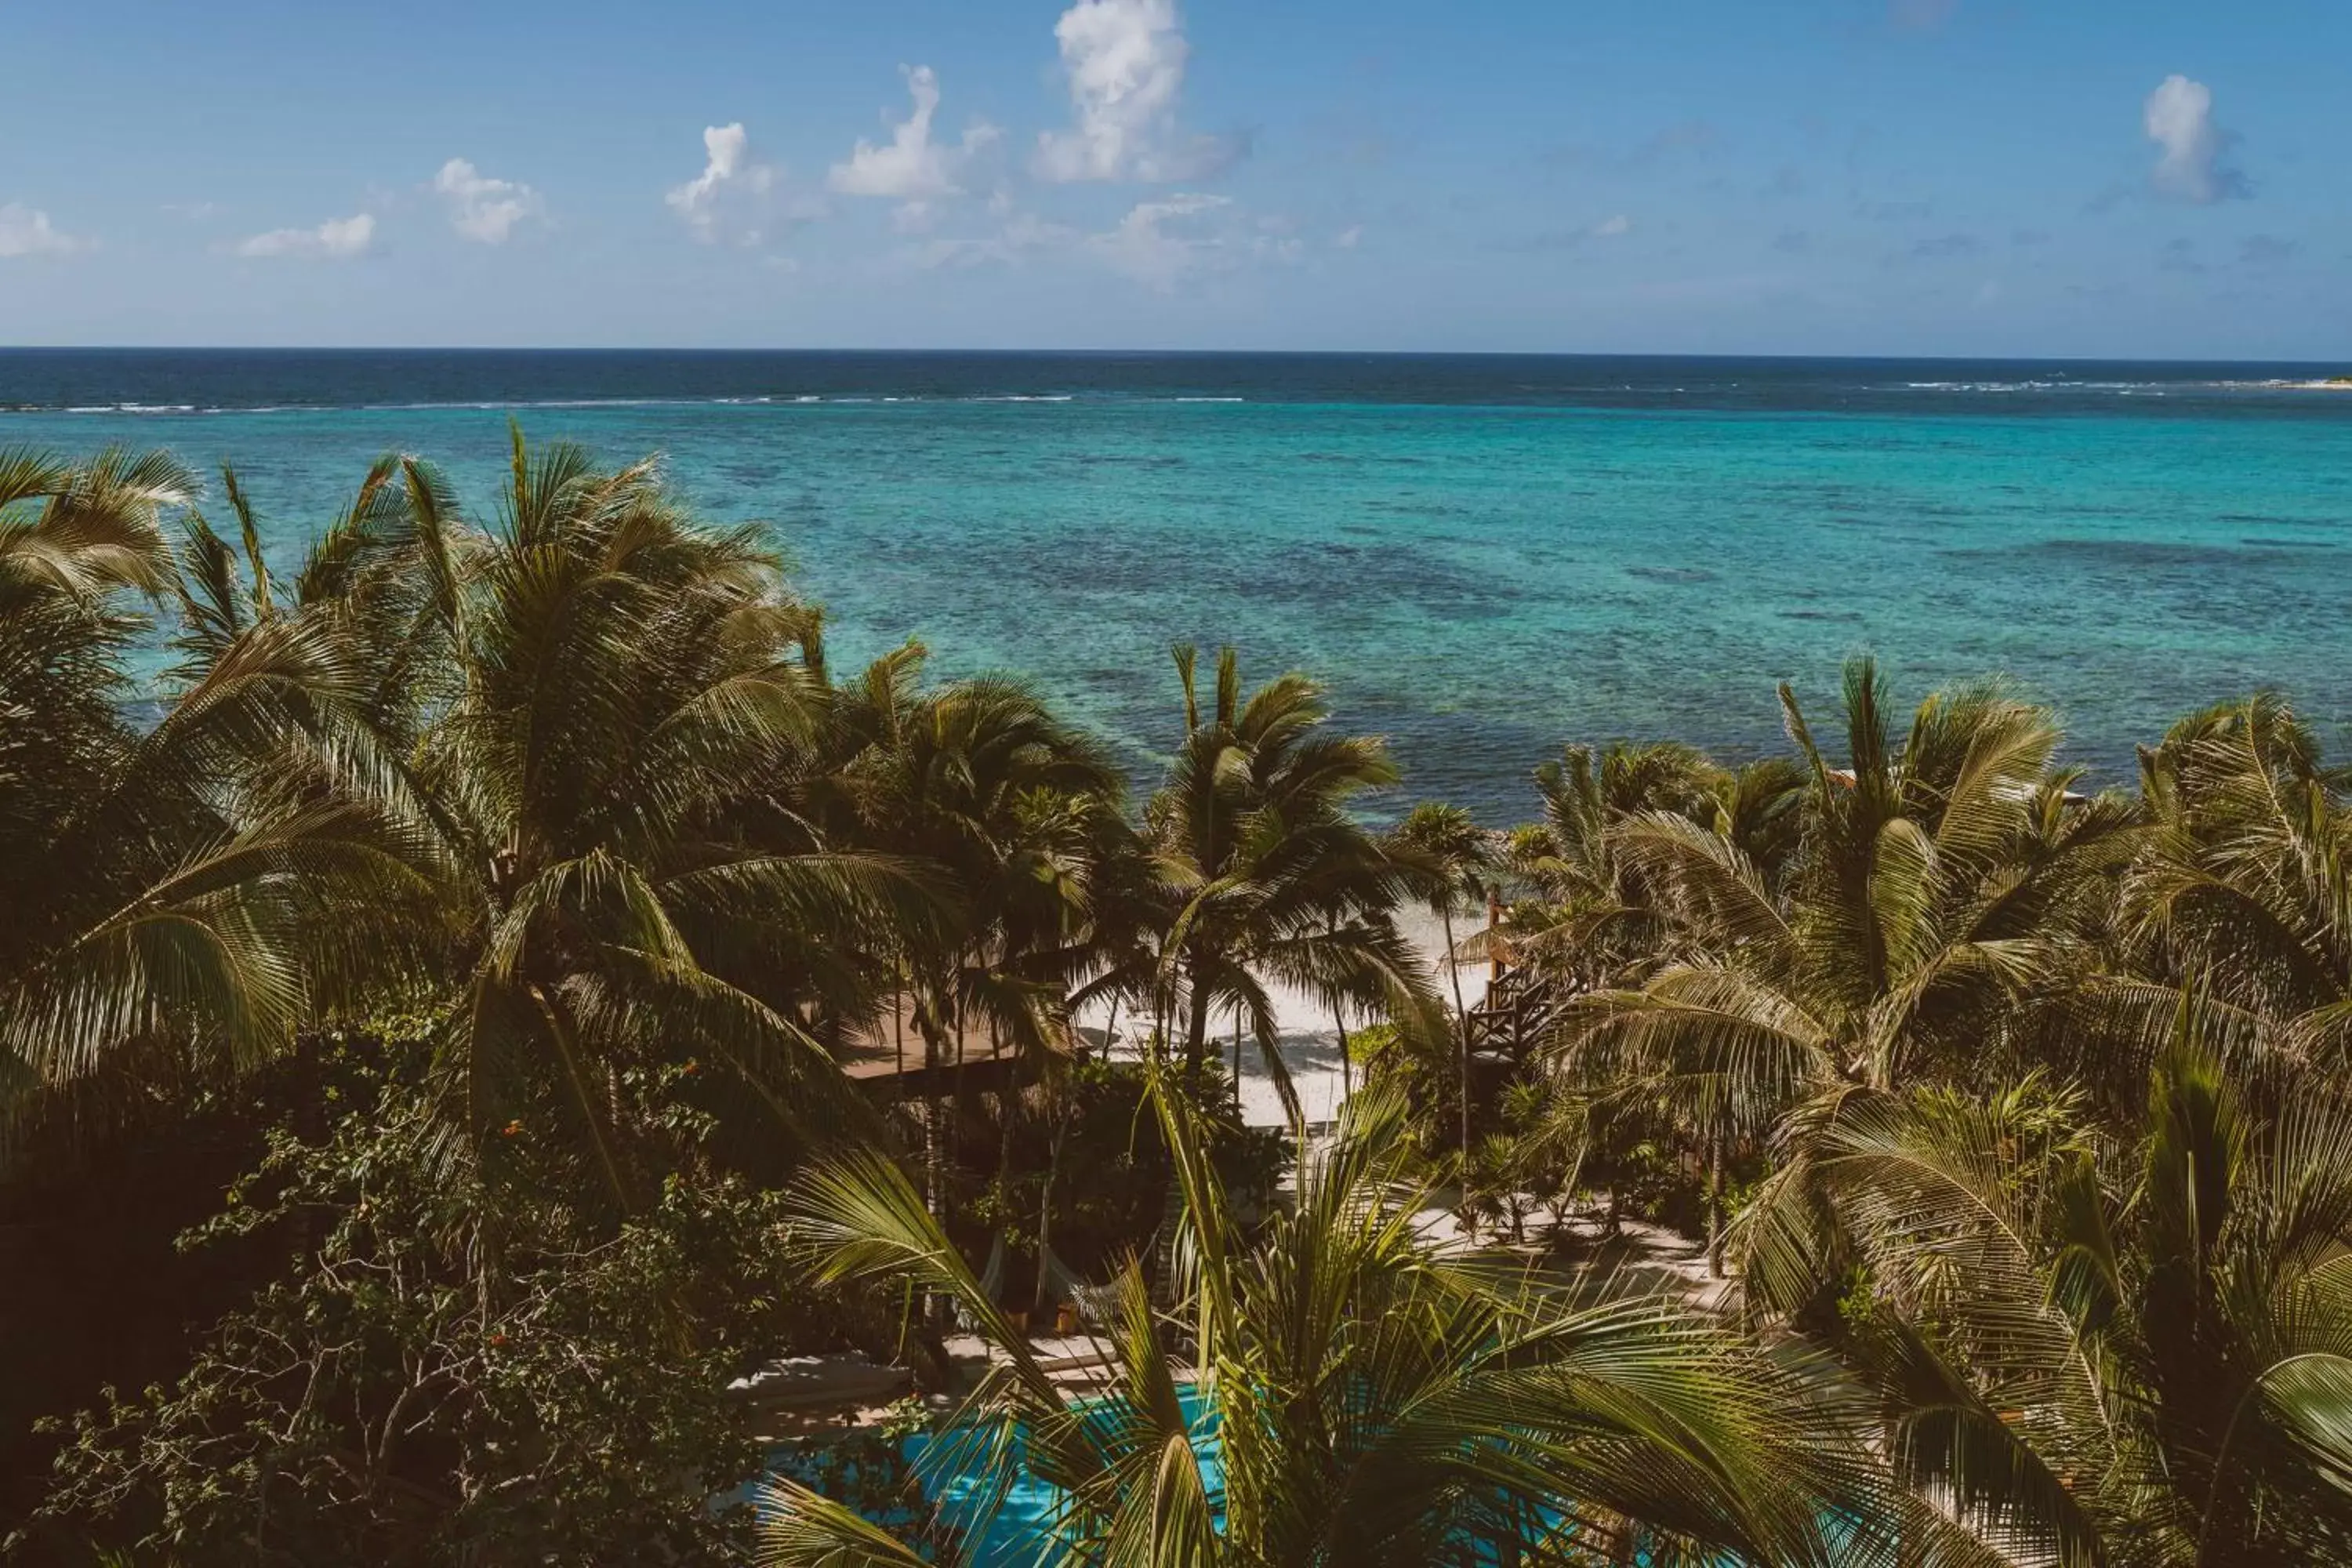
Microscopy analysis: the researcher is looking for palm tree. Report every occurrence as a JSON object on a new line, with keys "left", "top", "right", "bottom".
{"left": 1777, "top": 1004, "right": 2352, "bottom": 1566}
{"left": 1140, "top": 644, "right": 1433, "bottom": 1118}
{"left": 1492, "top": 742, "right": 1784, "bottom": 1258}
{"left": 284, "top": 432, "right": 942, "bottom": 1210}
{"left": 846, "top": 659, "right": 1133, "bottom": 1302}
{"left": 0, "top": 448, "right": 422, "bottom": 1157}
{"left": 760, "top": 1066, "right": 1900, "bottom": 1567}
{"left": 1551, "top": 657, "right": 2134, "bottom": 1286}
{"left": 1494, "top": 740, "right": 1783, "bottom": 991}
{"left": 1385, "top": 801, "right": 1495, "bottom": 1155}
{"left": 2115, "top": 693, "right": 2352, "bottom": 1076}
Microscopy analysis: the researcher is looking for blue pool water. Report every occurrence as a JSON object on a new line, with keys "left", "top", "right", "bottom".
{"left": 765, "top": 1384, "right": 1220, "bottom": 1563}
{"left": 768, "top": 1381, "right": 1777, "bottom": 1564}
{"left": 6, "top": 349, "right": 2350, "bottom": 818}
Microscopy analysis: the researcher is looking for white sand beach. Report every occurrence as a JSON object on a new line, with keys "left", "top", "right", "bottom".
{"left": 1078, "top": 907, "right": 1494, "bottom": 1127}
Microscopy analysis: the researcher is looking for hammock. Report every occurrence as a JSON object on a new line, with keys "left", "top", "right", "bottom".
{"left": 954, "top": 1232, "right": 1011, "bottom": 1330}
{"left": 957, "top": 1232, "right": 1108, "bottom": 1329}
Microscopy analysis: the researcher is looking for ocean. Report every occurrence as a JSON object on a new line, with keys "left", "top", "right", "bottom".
{"left": 5, "top": 348, "right": 2349, "bottom": 821}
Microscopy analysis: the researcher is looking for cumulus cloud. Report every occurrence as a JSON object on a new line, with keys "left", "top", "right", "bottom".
{"left": 1592, "top": 213, "right": 1632, "bottom": 238}
{"left": 0, "top": 203, "right": 85, "bottom": 258}
{"left": 433, "top": 158, "right": 546, "bottom": 244}
{"left": 666, "top": 123, "right": 786, "bottom": 244}
{"left": 2143, "top": 74, "right": 2246, "bottom": 205}
{"left": 909, "top": 211, "right": 1082, "bottom": 270}
{"left": 1036, "top": 0, "right": 1237, "bottom": 183}
{"left": 829, "top": 66, "right": 1000, "bottom": 209}
{"left": 1087, "top": 191, "right": 1296, "bottom": 288}
{"left": 234, "top": 212, "right": 375, "bottom": 260}
{"left": 1090, "top": 192, "right": 1227, "bottom": 285}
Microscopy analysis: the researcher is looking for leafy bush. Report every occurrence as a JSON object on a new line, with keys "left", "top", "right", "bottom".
{"left": 24, "top": 1029, "right": 818, "bottom": 1566}
{"left": 964, "top": 1058, "right": 1283, "bottom": 1293}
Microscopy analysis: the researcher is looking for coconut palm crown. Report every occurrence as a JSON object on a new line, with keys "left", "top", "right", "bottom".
{"left": 760, "top": 1069, "right": 1914, "bottom": 1568}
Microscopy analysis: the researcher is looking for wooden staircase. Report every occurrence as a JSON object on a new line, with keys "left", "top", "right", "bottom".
{"left": 1464, "top": 964, "right": 1581, "bottom": 1069}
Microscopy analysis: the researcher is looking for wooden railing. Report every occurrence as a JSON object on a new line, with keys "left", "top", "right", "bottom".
{"left": 1465, "top": 964, "right": 1581, "bottom": 1062}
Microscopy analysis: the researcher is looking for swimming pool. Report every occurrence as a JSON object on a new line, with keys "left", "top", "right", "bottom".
{"left": 760, "top": 1385, "right": 1829, "bottom": 1566}
{"left": 763, "top": 1385, "right": 1221, "bottom": 1564}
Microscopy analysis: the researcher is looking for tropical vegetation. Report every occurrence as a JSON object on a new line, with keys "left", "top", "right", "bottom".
{"left": 8, "top": 438, "right": 2352, "bottom": 1566}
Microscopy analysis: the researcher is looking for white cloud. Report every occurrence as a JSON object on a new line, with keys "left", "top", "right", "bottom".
{"left": 909, "top": 189, "right": 1304, "bottom": 283}
{"left": 829, "top": 66, "right": 1000, "bottom": 206}
{"left": 1334, "top": 225, "right": 1363, "bottom": 249}
{"left": 433, "top": 158, "right": 546, "bottom": 244}
{"left": 667, "top": 123, "right": 786, "bottom": 244}
{"left": 910, "top": 210, "right": 1082, "bottom": 270}
{"left": 1593, "top": 212, "right": 1632, "bottom": 238}
{"left": 1089, "top": 191, "right": 1295, "bottom": 288}
{"left": 233, "top": 212, "right": 375, "bottom": 260}
{"left": 0, "top": 203, "right": 85, "bottom": 258}
{"left": 1091, "top": 192, "right": 1226, "bottom": 285}
{"left": 2143, "top": 74, "right": 2246, "bottom": 205}
{"left": 1036, "top": 0, "right": 1236, "bottom": 183}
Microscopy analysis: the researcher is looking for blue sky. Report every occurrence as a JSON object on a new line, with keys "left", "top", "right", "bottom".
{"left": 0, "top": 0, "right": 2343, "bottom": 357}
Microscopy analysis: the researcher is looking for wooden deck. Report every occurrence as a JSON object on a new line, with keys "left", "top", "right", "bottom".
{"left": 833, "top": 994, "right": 1071, "bottom": 1098}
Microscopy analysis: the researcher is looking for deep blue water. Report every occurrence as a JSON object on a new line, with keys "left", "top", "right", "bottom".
{"left": 5, "top": 348, "right": 2349, "bottom": 819}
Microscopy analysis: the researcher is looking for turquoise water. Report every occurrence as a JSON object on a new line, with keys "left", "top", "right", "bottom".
{"left": 764, "top": 1384, "right": 1221, "bottom": 1563}
{"left": 8, "top": 351, "right": 2350, "bottom": 818}
{"left": 772, "top": 1381, "right": 1749, "bottom": 1564}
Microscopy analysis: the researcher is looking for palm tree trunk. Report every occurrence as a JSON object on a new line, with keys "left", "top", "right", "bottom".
{"left": 916, "top": 1007, "right": 951, "bottom": 1332}
{"left": 1232, "top": 1010, "right": 1243, "bottom": 1112}
{"left": 1037, "top": 997, "right": 1112, "bottom": 1316}
{"left": 1185, "top": 955, "right": 1212, "bottom": 1093}
{"left": 994, "top": 1020, "right": 1017, "bottom": 1189}
{"left": 1706, "top": 1127, "right": 1726, "bottom": 1279}
{"left": 1033, "top": 1109, "right": 1070, "bottom": 1319}
{"left": 1331, "top": 997, "right": 1351, "bottom": 1109}
{"left": 891, "top": 971, "right": 906, "bottom": 1102}
{"left": 953, "top": 953, "right": 972, "bottom": 1137}
{"left": 994, "top": 1037, "right": 1022, "bottom": 1314}
{"left": 1443, "top": 903, "right": 1471, "bottom": 1156}
{"left": 921, "top": 1022, "right": 942, "bottom": 1220}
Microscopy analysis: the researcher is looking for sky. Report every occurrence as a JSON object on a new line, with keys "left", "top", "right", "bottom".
{"left": 0, "top": 0, "right": 2344, "bottom": 358}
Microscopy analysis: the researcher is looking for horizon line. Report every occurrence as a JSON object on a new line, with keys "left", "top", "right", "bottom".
{"left": 0, "top": 345, "right": 2346, "bottom": 368}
